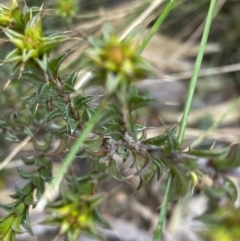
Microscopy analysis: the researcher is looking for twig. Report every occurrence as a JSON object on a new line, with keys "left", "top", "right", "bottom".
{"left": 120, "top": 0, "right": 164, "bottom": 40}
{"left": 0, "top": 136, "right": 32, "bottom": 170}
{"left": 171, "top": 62, "right": 240, "bottom": 80}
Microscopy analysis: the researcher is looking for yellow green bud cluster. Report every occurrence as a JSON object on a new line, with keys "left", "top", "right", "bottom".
{"left": 0, "top": 202, "right": 27, "bottom": 240}
{"left": 86, "top": 34, "right": 152, "bottom": 81}
{"left": 0, "top": 0, "right": 23, "bottom": 29}
{"left": 3, "top": 12, "right": 67, "bottom": 70}
{"left": 45, "top": 193, "right": 106, "bottom": 241}
{"left": 203, "top": 207, "right": 240, "bottom": 241}
{"left": 54, "top": 0, "right": 78, "bottom": 19}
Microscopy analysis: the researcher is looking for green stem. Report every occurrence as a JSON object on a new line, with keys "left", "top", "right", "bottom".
{"left": 177, "top": 0, "right": 217, "bottom": 143}
{"left": 137, "top": 0, "right": 177, "bottom": 55}
{"left": 153, "top": 0, "right": 217, "bottom": 240}
{"left": 153, "top": 171, "right": 173, "bottom": 241}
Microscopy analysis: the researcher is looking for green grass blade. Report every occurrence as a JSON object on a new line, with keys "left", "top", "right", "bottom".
{"left": 153, "top": 0, "right": 218, "bottom": 240}
{"left": 177, "top": 0, "right": 217, "bottom": 144}
{"left": 137, "top": 0, "right": 176, "bottom": 55}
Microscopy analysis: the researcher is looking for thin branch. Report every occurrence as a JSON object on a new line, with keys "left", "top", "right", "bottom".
{"left": 120, "top": 0, "right": 165, "bottom": 40}
{"left": 0, "top": 136, "right": 32, "bottom": 170}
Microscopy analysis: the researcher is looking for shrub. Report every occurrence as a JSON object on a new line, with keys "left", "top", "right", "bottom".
{"left": 0, "top": 1, "right": 239, "bottom": 241}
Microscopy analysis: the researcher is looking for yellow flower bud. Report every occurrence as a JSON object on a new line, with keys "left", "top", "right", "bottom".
{"left": 189, "top": 171, "right": 198, "bottom": 186}
{"left": 0, "top": 13, "right": 11, "bottom": 27}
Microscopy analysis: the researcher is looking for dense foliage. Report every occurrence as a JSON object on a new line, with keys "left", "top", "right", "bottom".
{"left": 0, "top": 1, "right": 240, "bottom": 241}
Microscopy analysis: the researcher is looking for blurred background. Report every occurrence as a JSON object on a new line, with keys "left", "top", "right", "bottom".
{"left": 1, "top": 0, "right": 240, "bottom": 240}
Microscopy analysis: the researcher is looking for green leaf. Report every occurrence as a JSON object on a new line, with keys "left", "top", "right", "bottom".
{"left": 33, "top": 134, "right": 51, "bottom": 152}
{"left": 169, "top": 167, "right": 191, "bottom": 200}
{"left": 61, "top": 186, "right": 78, "bottom": 203}
{"left": 88, "top": 36, "right": 103, "bottom": 48}
{"left": 68, "top": 118, "right": 79, "bottom": 135}
{"left": 22, "top": 6, "right": 40, "bottom": 25}
{"left": 4, "top": 131, "right": 20, "bottom": 142}
{"left": 108, "top": 158, "right": 123, "bottom": 181}
{"left": 83, "top": 136, "right": 103, "bottom": 151}
{"left": 143, "top": 132, "right": 169, "bottom": 146}
{"left": 41, "top": 35, "right": 69, "bottom": 54}
{"left": 67, "top": 229, "right": 81, "bottom": 241}
{"left": 187, "top": 146, "right": 230, "bottom": 158}
{"left": 20, "top": 70, "right": 43, "bottom": 85}
{"left": 64, "top": 83, "right": 75, "bottom": 93}
{"left": 88, "top": 193, "right": 105, "bottom": 209}
{"left": 127, "top": 113, "right": 137, "bottom": 140}
{"left": 21, "top": 156, "right": 35, "bottom": 166}
{"left": 143, "top": 125, "right": 178, "bottom": 152}
{"left": 4, "top": 48, "right": 22, "bottom": 62}
{"left": 93, "top": 209, "right": 111, "bottom": 229}
{"left": 135, "top": 124, "right": 147, "bottom": 132}
{"left": 137, "top": 167, "right": 155, "bottom": 190}
{"left": 60, "top": 220, "right": 71, "bottom": 234}
{"left": 9, "top": 193, "right": 21, "bottom": 199}
{"left": 96, "top": 107, "right": 121, "bottom": 131}
{"left": 40, "top": 167, "right": 52, "bottom": 181}
{"left": 48, "top": 52, "right": 68, "bottom": 74}
{"left": 24, "top": 193, "right": 34, "bottom": 206}
{"left": 13, "top": 202, "right": 25, "bottom": 216}
{"left": 143, "top": 170, "right": 154, "bottom": 184}
{"left": 82, "top": 106, "right": 96, "bottom": 122}
{"left": 224, "top": 177, "right": 238, "bottom": 203}
{"left": 25, "top": 12, "right": 41, "bottom": 29}
{"left": 105, "top": 72, "right": 120, "bottom": 93}
{"left": 18, "top": 168, "right": 33, "bottom": 179}
{"left": 22, "top": 49, "right": 38, "bottom": 63}
{"left": 15, "top": 184, "right": 32, "bottom": 196}
{"left": 2, "top": 229, "right": 15, "bottom": 241}
{"left": 10, "top": 6, "right": 24, "bottom": 30}
{"left": 47, "top": 124, "right": 68, "bottom": 136}
{"left": 11, "top": 215, "right": 24, "bottom": 233}
{"left": 0, "top": 119, "right": 7, "bottom": 128}
{"left": 96, "top": 162, "right": 107, "bottom": 173}
{"left": 53, "top": 103, "right": 70, "bottom": 121}
{"left": 204, "top": 186, "right": 225, "bottom": 199}
{"left": 0, "top": 215, "right": 14, "bottom": 238}
{"left": 134, "top": 152, "right": 149, "bottom": 171}
{"left": 151, "top": 157, "right": 163, "bottom": 179}
{"left": 215, "top": 143, "right": 240, "bottom": 169}
{"left": 101, "top": 123, "right": 122, "bottom": 140}
{"left": 42, "top": 215, "right": 62, "bottom": 226}
{"left": 64, "top": 71, "right": 78, "bottom": 88}
{"left": 33, "top": 176, "right": 45, "bottom": 200}
{"left": 3, "top": 28, "right": 23, "bottom": 46}
{"left": 23, "top": 126, "right": 34, "bottom": 137}
{"left": 34, "top": 54, "right": 48, "bottom": 72}
{"left": 68, "top": 175, "right": 93, "bottom": 194}
{"left": 129, "top": 95, "right": 155, "bottom": 110}
{"left": 138, "top": 129, "right": 147, "bottom": 142}
{"left": 116, "top": 146, "right": 130, "bottom": 159}
{"left": 36, "top": 82, "right": 51, "bottom": 102}
{"left": 21, "top": 210, "right": 33, "bottom": 235}
{"left": 213, "top": 155, "right": 240, "bottom": 170}
{"left": 137, "top": 176, "right": 145, "bottom": 190}
{"left": 73, "top": 95, "right": 95, "bottom": 110}
{"left": 164, "top": 129, "right": 179, "bottom": 152}
{"left": 47, "top": 108, "right": 62, "bottom": 122}
{"left": 0, "top": 203, "right": 15, "bottom": 212}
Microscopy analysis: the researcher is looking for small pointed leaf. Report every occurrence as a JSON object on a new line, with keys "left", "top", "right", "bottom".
{"left": 47, "top": 108, "right": 62, "bottom": 122}
{"left": 48, "top": 52, "right": 68, "bottom": 74}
